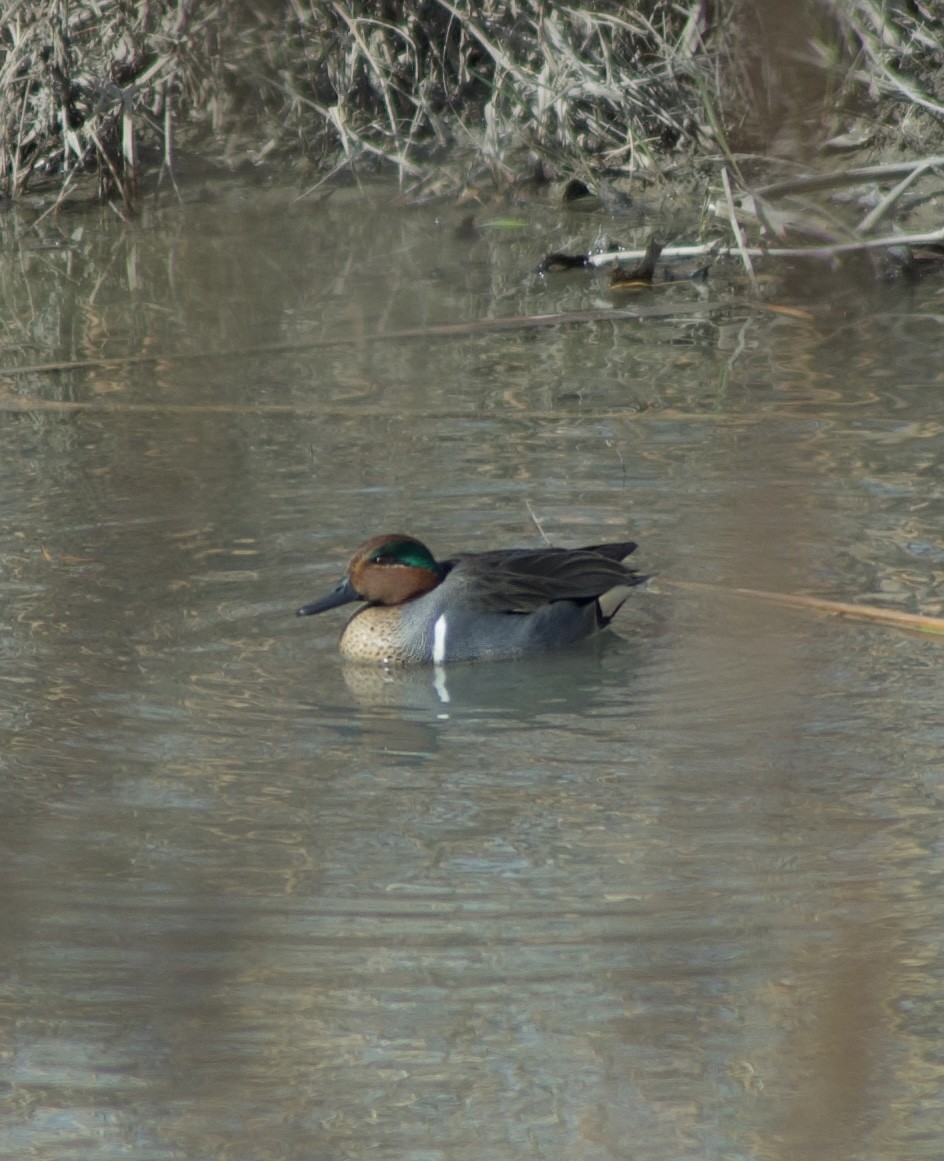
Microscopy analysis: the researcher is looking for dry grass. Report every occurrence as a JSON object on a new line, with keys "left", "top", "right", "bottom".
{"left": 1, "top": 0, "right": 942, "bottom": 204}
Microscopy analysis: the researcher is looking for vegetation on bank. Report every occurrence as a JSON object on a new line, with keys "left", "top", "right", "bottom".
{"left": 1, "top": 0, "right": 943, "bottom": 207}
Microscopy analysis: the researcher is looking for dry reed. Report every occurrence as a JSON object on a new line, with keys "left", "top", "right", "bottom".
{"left": 1, "top": 0, "right": 942, "bottom": 204}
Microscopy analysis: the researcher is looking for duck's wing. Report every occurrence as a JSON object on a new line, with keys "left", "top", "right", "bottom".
{"left": 446, "top": 542, "right": 646, "bottom": 613}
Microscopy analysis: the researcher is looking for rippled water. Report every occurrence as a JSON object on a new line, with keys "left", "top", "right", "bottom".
{"left": 1, "top": 181, "right": 942, "bottom": 1160}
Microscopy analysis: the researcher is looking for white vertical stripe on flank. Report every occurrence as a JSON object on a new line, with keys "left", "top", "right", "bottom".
{"left": 432, "top": 614, "right": 448, "bottom": 664}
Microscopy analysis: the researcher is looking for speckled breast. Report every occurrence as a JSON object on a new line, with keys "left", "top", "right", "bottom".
{"left": 339, "top": 606, "right": 428, "bottom": 665}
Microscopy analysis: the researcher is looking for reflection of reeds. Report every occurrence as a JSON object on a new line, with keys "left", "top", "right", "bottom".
{"left": 1, "top": 1, "right": 941, "bottom": 203}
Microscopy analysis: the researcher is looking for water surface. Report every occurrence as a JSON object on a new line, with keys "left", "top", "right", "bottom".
{"left": 1, "top": 181, "right": 942, "bottom": 1160}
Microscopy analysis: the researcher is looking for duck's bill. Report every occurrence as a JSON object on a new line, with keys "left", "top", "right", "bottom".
{"left": 296, "top": 576, "right": 361, "bottom": 616}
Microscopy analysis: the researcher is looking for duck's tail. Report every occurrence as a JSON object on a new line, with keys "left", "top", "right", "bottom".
{"left": 581, "top": 541, "right": 649, "bottom": 626}
{"left": 597, "top": 580, "right": 647, "bottom": 626}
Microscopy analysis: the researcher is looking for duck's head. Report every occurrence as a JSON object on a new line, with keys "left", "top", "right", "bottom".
{"left": 296, "top": 534, "right": 444, "bottom": 615}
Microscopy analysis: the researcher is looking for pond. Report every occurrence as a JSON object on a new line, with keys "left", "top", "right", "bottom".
{"left": 1, "top": 179, "right": 942, "bottom": 1161}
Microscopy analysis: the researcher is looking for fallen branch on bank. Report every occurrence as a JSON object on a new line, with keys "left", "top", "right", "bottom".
{"left": 588, "top": 227, "right": 944, "bottom": 267}
{"left": 752, "top": 157, "right": 944, "bottom": 198}
{"left": 575, "top": 154, "right": 944, "bottom": 281}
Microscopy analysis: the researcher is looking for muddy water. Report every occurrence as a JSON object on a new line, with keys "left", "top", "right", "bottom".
{"left": 0, "top": 182, "right": 942, "bottom": 1160}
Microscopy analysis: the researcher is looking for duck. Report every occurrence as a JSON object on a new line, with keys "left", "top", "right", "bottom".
{"left": 296, "top": 533, "right": 646, "bottom": 665}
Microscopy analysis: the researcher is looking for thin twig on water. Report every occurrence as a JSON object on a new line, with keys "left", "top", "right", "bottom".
{"left": 660, "top": 579, "right": 944, "bottom": 637}
{"left": 525, "top": 501, "right": 552, "bottom": 545}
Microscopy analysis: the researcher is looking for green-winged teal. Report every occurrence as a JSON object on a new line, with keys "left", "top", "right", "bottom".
{"left": 296, "top": 533, "right": 646, "bottom": 665}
